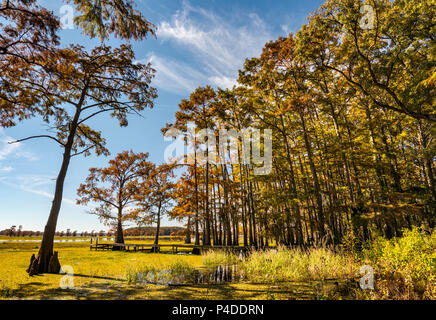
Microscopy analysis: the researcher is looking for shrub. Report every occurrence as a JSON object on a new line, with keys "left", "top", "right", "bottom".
{"left": 361, "top": 227, "right": 435, "bottom": 299}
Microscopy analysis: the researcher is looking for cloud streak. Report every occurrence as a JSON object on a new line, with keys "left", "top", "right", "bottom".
{"left": 0, "top": 129, "right": 38, "bottom": 161}
{"left": 152, "top": 2, "right": 274, "bottom": 94}
{"left": 0, "top": 166, "right": 13, "bottom": 173}
{"left": 145, "top": 54, "right": 206, "bottom": 94}
{"left": 1, "top": 174, "right": 76, "bottom": 205}
{"left": 0, "top": 136, "right": 20, "bottom": 160}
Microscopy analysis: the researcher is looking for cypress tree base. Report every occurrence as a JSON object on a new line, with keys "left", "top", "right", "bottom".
{"left": 27, "top": 251, "right": 61, "bottom": 276}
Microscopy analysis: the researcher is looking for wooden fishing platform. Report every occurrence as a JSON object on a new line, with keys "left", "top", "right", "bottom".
{"left": 89, "top": 238, "right": 277, "bottom": 254}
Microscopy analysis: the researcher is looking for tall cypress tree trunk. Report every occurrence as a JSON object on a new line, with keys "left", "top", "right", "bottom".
{"left": 279, "top": 115, "right": 304, "bottom": 245}
{"left": 193, "top": 148, "right": 200, "bottom": 245}
{"left": 418, "top": 121, "right": 436, "bottom": 204}
{"left": 153, "top": 202, "right": 162, "bottom": 252}
{"left": 27, "top": 99, "right": 84, "bottom": 275}
{"left": 185, "top": 216, "right": 192, "bottom": 244}
{"left": 211, "top": 182, "right": 218, "bottom": 245}
{"left": 115, "top": 209, "right": 125, "bottom": 244}
{"left": 237, "top": 147, "right": 249, "bottom": 247}
{"left": 248, "top": 180, "right": 258, "bottom": 247}
{"left": 28, "top": 146, "right": 72, "bottom": 274}
{"left": 365, "top": 105, "right": 388, "bottom": 208}
{"left": 204, "top": 160, "right": 211, "bottom": 245}
{"left": 115, "top": 185, "right": 125, "bottom": 246}
{"left": 298, "top": 110, "right": 325, "bottom": 237}
{"left": 425, "top": 158, "right": 436, "bottom": 203}
{"left": 241, "top": 199, "right": 248, "bottom": 246}
{"left": 380, "top": 124, "right": 402, "bottom": 193}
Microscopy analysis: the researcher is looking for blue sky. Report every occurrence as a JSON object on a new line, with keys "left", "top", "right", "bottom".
{"left": 0, "top": 0, "right": 324, "bottom": 232}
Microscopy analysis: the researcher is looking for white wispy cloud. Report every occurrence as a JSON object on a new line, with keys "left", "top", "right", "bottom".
{"left": 153, "top": 2, "right": 274, "bottom": 93}
{"left": 1, "top": 174, "right": 76, "bottom": 205}
{"left": 280, "top": 12, "right": 309, "bottom": 36}
{"left": 281, "top": 24, "right": 291, "bottom": 34}
{"left": 0, "top": 166, "right": 13, "bottom": 173}
{"left": 0, "top": 136, "right": 20, "bottom": 160}
{"left": 0, "top": 129, "right": 38, "bottom": 161}
{"left": 145, "top": 54, "right": 206, "bottom": 94}
{"left": 208, "top": 76, "right": 238, "bottom": 90}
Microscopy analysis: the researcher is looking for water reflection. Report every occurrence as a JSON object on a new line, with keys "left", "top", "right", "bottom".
{"left": 192, "top": 265, "right": 243, "bottom": 285}
{"left": 135, "top": 265, "right": 243, "bottom": 286}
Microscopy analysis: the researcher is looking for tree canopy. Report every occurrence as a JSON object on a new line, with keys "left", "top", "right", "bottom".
{"left": 166, "top": 0, "right": 435, "bottom": 248}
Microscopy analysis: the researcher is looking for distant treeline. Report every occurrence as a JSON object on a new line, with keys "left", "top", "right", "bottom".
{"left": 0, "top": 226, "right": 185, "bottom": 238}
{"left": 0, "top": 227, "right": 110, "bottom": 237}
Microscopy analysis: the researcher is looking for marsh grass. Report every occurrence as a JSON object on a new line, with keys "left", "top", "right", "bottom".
{"left": 201, "top": 227, "right": 435, "bottom": 299}
{"left": 202, "top": 247, "right": 355, "bottom": 283}
{"left": 202, "top": 250, "right": 240, "bottom": 267}
{"left": 243, "top": 247, "right": 355, "bottom": 283}
{"left": 125, "top": 260, "right": 196, "bottom": 285}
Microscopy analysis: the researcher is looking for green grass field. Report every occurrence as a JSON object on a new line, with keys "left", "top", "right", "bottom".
{"left": 0, "top": 240, "right": 332, "bottom": 300}
{"left": 1, "top": 228, "right": 434, "bottom": 300}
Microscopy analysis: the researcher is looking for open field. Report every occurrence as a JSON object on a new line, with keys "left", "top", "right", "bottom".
{"left": 0, "top": 241, "right": 336, "bottom": 300}
{"left": 0, "top": 228, "right": 434, "bottom": 300}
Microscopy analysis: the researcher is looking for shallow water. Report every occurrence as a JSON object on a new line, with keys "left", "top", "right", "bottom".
{"left": 135, "top": 265, "right": 243, "bottom": 286}
{"left": 192, "top": 265, "right": 243, "bottom": 284}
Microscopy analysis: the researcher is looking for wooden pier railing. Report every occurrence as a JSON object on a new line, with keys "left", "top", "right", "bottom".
{"left": 89, "top": 238, "right": 277, "bottom": 254}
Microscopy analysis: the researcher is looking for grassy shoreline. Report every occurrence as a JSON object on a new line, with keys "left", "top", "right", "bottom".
{"left": 0, "top": 228, "right": 434, "bottom": 300}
